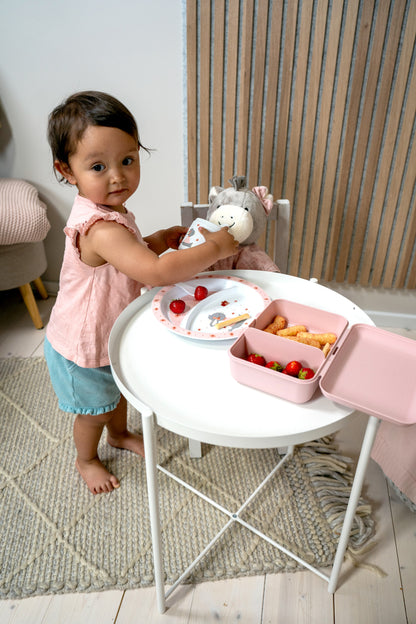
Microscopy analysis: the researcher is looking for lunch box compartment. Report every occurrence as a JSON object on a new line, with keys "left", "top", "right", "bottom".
{"left": 229, "top": 327, "right": 324, "bottom": 404}
{"left": 252, "top": 299, "right": 349, "bottom": 338}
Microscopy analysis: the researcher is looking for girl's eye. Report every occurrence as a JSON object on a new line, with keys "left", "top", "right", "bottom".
{"left": 123, "top": 157, "right": 133, "bottom": 166}
{"left": 92, "top": 164, "right": 104, "bottom": 172}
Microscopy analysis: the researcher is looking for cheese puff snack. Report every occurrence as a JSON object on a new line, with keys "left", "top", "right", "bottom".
{"left": 264, "top": 315, "right": 287, "bottom": 333}
{"left": 287, "top": 335, "right": 321, "bottom": 349}
{"left": 322, "top": 342, "right": 331, "bottom": 357}
{"left": 296, "top": 331, "right": 337, "bottom": 345}
{"left": 276, "top": 325, "right": 307, "bottom": 337}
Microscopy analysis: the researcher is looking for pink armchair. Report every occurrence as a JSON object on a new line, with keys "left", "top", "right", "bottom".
{"left": 0, "top": 178, "right": 50, "bottom": 328}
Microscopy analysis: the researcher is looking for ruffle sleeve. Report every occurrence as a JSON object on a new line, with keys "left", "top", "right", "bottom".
{"left": 64, "top": 211, "right": 138, "bottom": 250}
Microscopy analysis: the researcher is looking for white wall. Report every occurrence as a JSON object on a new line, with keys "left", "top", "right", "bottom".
{"left": 0, "top": 0, "right": 185, "bottom": 283}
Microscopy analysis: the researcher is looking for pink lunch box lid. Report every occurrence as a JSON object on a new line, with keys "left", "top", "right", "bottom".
{"left": 319, "top": 323, "right": 416, "bottom": 425}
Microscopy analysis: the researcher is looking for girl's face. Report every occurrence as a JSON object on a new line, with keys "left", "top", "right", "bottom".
{"left": 55, "top": 125, "right": 141, "bottom": 209}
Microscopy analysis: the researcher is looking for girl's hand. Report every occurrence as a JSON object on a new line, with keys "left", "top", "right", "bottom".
{"left": 164, "top": 226, "right": 188, "bottom": 250}
{"left": 199, "top": 226, "right": 238, "bottom": 259}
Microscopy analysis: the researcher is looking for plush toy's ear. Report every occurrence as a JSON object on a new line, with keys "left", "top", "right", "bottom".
{"left": 252, "top": 186, "right": 274, "bottom": 215}
{"left": 209, "top": 186, "right": 223, "bottom": 203}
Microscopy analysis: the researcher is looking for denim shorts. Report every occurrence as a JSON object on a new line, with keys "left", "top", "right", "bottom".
{"left": 44, "top": 337, "right": 120, "bottom": 415}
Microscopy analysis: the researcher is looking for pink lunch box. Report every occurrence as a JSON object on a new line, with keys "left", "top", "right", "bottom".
{"left": 228, "top": 299, "right": 416, "bottom": 425}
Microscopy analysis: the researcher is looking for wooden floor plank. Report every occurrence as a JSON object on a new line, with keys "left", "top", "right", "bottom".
{"left": 0, "top": 591, "right": 123, "bottom": 624}
{"left": 188, "top": 576, "right": 264, "bottom": 623}
{"left": 388, "top": 483, "right": 416, "bottom": 624}
{"left": 116, "top": 584, "right": 194, "bottom": 624}
{"left": 41, "top": 591, "right": 123, "bottom": 624}
{"left": 0, "top": 595, "right": 53, "bottom": 624}
{"left": 262, "top": 571, "right": 333, "bottom": 623}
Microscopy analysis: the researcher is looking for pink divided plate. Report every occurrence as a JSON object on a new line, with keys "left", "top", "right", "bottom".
{"left": 320, "top": 324, "right": 416, "bottom": 425}
{"left": 152, "top": 274, "right": 271, "bottom": 341}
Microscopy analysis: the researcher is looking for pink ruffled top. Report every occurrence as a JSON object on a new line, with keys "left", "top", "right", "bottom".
{"left": 47, "top": 195, "right": 145, "bottom": 367}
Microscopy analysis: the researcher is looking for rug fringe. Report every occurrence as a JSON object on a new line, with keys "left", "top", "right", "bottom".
{"left": 299, "top": 437, "right": 383, "bottom": 575}
{"left": 344, "top": 550, "right": 387, "bottom": 578}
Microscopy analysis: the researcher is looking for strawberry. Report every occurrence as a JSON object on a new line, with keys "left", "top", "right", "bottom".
{"left": 265, "top": 361, "right": 283, "bottom": 372}
{"left": 247, "top": 353, "right": 266, "bottom": 366}
{"left": 194, "top": 285, "right": 209, "bottom": 301}
{"left": 284, "top": 360, "right": 302, "bottom": 377}
{"left": 298, "top": 367, "right": 315, "bottom": 380}
{"left": 169, "top": 299, "right": 186, "bottom": 314}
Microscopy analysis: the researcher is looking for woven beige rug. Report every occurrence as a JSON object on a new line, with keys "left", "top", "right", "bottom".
{"left": 0, "top": 357, "right": 375, "bottom": 600}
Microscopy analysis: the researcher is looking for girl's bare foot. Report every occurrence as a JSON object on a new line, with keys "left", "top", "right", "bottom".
{"left": 107, "top": 430, "right": 145, "bottom": 456}
{"left": 75, "top": 457, "right": 120, "bottom": 495}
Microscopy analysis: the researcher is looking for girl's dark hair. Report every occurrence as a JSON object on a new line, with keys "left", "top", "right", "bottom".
{"left": 47, "top": 91, "right": 149, "bottom": 181}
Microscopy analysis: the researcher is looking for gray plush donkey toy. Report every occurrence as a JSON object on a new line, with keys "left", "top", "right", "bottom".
{"left": 206, "top": 176, "right": 280, "bottom": 272}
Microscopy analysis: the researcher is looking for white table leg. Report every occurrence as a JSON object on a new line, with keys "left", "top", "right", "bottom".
{"left": 328, "top": 414, "right": 381, "bottom": 593}
{"left": 188, "top": 438, "right": 202, "bottom": 458}
{"left": 142, "top": 410, "right": 166, "bottom": 613}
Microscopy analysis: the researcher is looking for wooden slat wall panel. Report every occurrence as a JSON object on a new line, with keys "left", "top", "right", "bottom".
{"left": 186, "top": 0, "right": 198, "bottom": 201}
{"left": 362, "top": 0, "right": 416, "bottom": 286}
{"left": 212, "top": 0, "right": 226, "bottom": 185}
{"left": 185, "top": 0, "right": 416, "bottom": 289}
{"left": 312, "top": 0, "right": 359, "bottom": 279}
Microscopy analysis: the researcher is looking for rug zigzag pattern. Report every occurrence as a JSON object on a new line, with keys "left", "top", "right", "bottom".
{"left": 0, "top": 358, "right": 375, "bottom": 599}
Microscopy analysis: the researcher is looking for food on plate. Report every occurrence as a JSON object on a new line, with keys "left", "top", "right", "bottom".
{"left": 264, "top": 314, "right": 286, "bottom": 333}
{"left": 283, "top": 360, "right": 303, "bottom": 377}
{"left": 276, "top": 325, "right": 307, "bottom": 337}
{"left": 169, "top": 299, "right": 186, "bottom": 314}
{"left": 298, "top": 367, "right": 315, "bottom": 379}
{"left": 216, "top": 313, "right": 250, "bottom": 329}
{"left": 221, "top": 300, "right": 229, "bottom": 306}
{"left": 247, "top": 353, "right": 266, "bottom": 366}
{"left": 194, "top": 285, "right": 209, "bottom": 301}
{"left": 296, "top": 331, "right": 337, "bottom": 345}
{"left": 266, "top": 361, "right": 283, "bottom": 371}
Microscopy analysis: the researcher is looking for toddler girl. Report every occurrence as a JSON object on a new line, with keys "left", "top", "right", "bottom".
{"left": 45, "top": 91, "right": 237, "bottom": 495}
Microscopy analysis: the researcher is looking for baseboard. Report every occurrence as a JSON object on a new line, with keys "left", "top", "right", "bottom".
{"left": 322, "top": 281, "right": 416, "bottom": 329}
{"left": 364, "top": 310, "right": 416, "bottom": 330}
{"left": 43, "top": 280, "right": 59, "bottom": 296}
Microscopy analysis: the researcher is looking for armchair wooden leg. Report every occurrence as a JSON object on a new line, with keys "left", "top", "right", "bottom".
{"left": 18, "top": 283, "right": 43, "bottom": 329}
{"left": 33, "top": 276, "right": 48, "bottom": 300}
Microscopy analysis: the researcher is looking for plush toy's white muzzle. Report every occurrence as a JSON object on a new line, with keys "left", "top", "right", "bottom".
{"left": 208, "top": 204, "right": 253, "bottom": 243}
